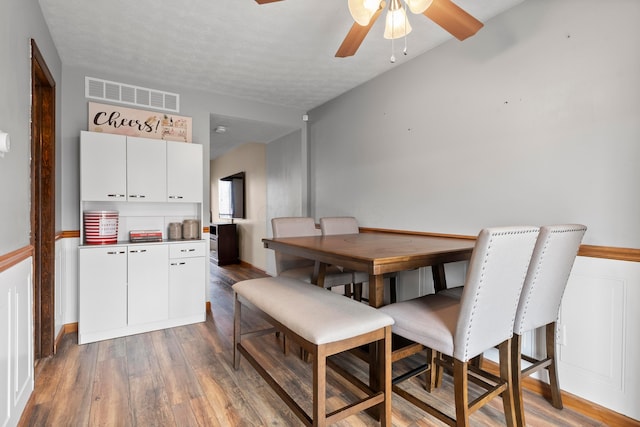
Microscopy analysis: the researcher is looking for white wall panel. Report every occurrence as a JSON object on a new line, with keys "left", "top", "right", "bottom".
{"left": 559, "top": 256, "right": 640, "bottom": 420}
{"left": 0, "top": 259, "right": 33, "bottom": 427}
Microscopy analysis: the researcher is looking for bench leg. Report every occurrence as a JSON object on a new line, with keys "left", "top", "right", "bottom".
{"left": 233, "top": 294, "right": 241, "bottom": 369}
{"left": 313, "top": 344, "right": 327, "bottom": 427}
{"left": 380, "top": 326, "right": 392, "bottom": 426}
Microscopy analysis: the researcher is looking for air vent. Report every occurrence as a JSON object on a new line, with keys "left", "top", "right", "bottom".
{"left": 85, "top": 77, "right": 180, "bottom": 113}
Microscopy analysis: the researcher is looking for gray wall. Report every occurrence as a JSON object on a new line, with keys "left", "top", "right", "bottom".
{"left": 0, "top": 0, "right": 62, "bottom": 255}
{"left": 265, "top": 129, "right": 305, "bottom": 274}
{"left": 308, "top": 0, "right": 640, "bottom": 248}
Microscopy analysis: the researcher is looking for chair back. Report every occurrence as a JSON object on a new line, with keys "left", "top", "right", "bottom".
{"left": 454, "top": 226, "right": 539, "bottom": 362}
{"left": 319, "top": 216, "right": 359, "bottom": 235}
{"left": 271, "top": 217, "right": 320, "bottom": 274}
{"left": 513, "top": 224, "right": 586, "bottom": 335}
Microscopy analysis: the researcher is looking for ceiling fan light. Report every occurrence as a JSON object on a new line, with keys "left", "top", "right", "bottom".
{"left": 383, "top": 6, "right": 412, "bottom": 39}
{"left": 348, "top": 0, "right": 381, "bottom": 26}
{"left": 405, "top": 0, "right": 433, "bottom": 14}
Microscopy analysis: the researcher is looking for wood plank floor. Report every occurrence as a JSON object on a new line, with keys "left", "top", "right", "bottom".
{"left": 24, "top": 260, "right": 610, "bottom": 426}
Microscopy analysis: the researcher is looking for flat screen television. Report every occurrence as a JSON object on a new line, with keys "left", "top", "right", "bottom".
{"left": 218, "top": 171, "right": 245, "bottom": 219}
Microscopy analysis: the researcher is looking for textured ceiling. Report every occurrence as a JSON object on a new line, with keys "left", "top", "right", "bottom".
{"left": 39, "top": 0, "right": 524, "bottom": 157}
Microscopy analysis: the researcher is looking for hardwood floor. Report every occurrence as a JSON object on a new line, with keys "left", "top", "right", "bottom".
{"left": 23, "top": 259, "right": 610, "bottom": 426}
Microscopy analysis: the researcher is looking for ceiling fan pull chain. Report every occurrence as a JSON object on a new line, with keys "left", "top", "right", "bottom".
{"left": 390, "top": 3, "right": 396, "bottom": 62}
{"left": 403, "top": 2, "right": 409, "bottom": 56}
{"left": 390, "top": 38, "right": 396, "bottom": 63}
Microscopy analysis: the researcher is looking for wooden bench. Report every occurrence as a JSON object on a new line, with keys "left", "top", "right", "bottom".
{"left": 233, "top": 276, "right": 394, "bottom": 426}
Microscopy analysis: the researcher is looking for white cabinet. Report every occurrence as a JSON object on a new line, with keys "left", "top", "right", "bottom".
{"left": 80, "top": 131, "right": 202, "bottom": 203}
{"left": 128, "top": 244, "right": 169, "bottom": 325}
{"left": 80, "top": 131, "right": 127, "bottom": 201}
{"left": 79, "top": 131, "right": 206, "bottom": 345}
{"left": 126, "top": 136, "right": 167, "bottom": 202}
{"left": 167, "top": 141, "right": 203, "bottom": 202}
{"left": 79, "top": 242, "right": 205, "bottom": 344}
{"left": 169, "top": 241, "right": 206, "bottom": 319}
{"left": 78, "top": 246, "right": 128, "bottom": 342}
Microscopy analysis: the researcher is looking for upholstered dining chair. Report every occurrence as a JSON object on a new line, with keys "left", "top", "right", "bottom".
{"left": 380, "top": 226, "right": 539, "bottom": 427}
{"left": 319, "top": 216, "right": 398, "bottom": 303}
{"left": 511, "top": 224, "right": 586, "bottom": 426}
{"left": 271, "top": 217, "right": 354, "bottom": 293}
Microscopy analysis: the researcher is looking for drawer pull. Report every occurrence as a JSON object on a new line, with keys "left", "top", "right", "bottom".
{"left": 107, "top": 194, "right": 125, "bottom": 198}
{"left": 170, "top": 262, "right": 186, "bottom": 266}
{"left": 129, "top": 249, "right": 147, "bottom": 253}
{"left": 107, "top": 251, "right": 125, "bottom": 255}
{"left": 129, "top": 194, "right": 146, "bottom": 198}
{"left": 168, "top": 195, "right": 184, "bottom": 199}
{"left": 180, "top": 248, "right": 196, "bottom": 252}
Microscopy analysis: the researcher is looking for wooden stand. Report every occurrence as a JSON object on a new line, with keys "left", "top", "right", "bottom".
{"left": 210, "top": 223, "right": 239, "bottom": 265}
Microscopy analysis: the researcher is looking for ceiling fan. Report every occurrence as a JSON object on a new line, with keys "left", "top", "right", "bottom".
{"left": 254, "top": 0, "right": 484, "bottom": 58}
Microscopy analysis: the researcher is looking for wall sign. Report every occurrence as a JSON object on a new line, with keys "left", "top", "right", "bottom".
{"left": 88, "top": 102, "right": 192, "bottom": 142}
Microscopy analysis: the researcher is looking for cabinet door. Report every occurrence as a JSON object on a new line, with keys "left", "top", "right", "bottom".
{"left": 128, "top": 244, "right": 169, "bottom": 325}
{"left": 169, "top": 256, "right": 205, "bottom": 319}
{"left": 167, "top": 141, "right": 203, "bottom": 202}
{"left": 80, "top": 131, "right": 127, "bottom": 201}
{"left": 79, "top": 246, "right": 128, "bottom": 343}
{"left": 126, "top": 137, "right": 167, "bottom": 202}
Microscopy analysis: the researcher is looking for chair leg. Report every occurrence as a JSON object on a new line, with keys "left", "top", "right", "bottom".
{"left": 354, "top": 283, "right": 362, "bottom": 301}
{"left": 425, "top": 350, "right": 443, "bottom": 391}
{"left": 389, "top": 276, "right": 397, "bottom": 304}
{"left": 499, "top": 339, "right": 517, "bottom": 427}
{"left": 343, "top": 283, "right": 352, "bottom": 298}
{"left": 511, "top": 334, "right": 526, "bottom": 427}
{"left": 546, "top": 322, "right": 563, "bottom": 409}
{"left": 453, "top": 359, "right": 470, "bottom": 426}
{"left": 233, "top": 296, "right": 241, "bottom": 369}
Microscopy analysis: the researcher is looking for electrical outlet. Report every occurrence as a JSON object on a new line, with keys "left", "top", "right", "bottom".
{"left": 557, "top": 323, "right": 567, "bottom": 346}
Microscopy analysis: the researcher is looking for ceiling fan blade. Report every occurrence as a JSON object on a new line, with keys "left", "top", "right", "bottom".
{"left": 335, "top": 4, "right": 384, "bottom": 58}
{"left": 423, "top": 0, "right": 483, "bottom": 41}
{"left": 255, "top": 0, "right": 284, "bottom": 4}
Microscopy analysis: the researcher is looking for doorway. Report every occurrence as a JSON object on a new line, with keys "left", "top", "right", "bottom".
{"left": 30, "top": 39, "right": 56, "bottom": 361}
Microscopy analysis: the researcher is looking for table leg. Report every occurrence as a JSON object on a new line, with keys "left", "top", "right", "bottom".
{"left": 312, "top": 261, "right": 326, "bottom": 288}
{"left": 368, "top": 274, "right": 385, "bottom": 308}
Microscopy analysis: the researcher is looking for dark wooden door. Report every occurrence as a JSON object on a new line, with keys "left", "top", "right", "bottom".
{"left": 31, "top": 39, "right": 56, "bottom": 360}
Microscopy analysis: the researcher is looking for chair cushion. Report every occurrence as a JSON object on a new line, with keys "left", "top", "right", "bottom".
{"left": 234, "top": 276, "right": 394, "bottom": 345}
{"left": 379, "top": 294, "right": 461, "bottom": 356}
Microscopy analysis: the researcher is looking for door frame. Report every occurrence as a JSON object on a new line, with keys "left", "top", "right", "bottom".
{"left": 30, "top": 39, "right": 56, "bottom": 360}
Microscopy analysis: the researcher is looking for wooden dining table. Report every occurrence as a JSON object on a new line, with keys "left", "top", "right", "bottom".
{"left": 262, "top": 230, "right": 476, "bottom": 308}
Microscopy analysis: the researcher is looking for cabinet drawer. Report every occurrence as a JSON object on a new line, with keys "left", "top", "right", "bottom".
{"left": 170, "top": 241, "right": 206, "bottom": 258}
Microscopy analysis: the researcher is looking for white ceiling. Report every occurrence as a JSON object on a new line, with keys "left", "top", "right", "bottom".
{"left": 39, "top": 0, "right": 524, "bottom": 157}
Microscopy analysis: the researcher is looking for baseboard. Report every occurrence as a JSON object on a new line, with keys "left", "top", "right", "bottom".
{"left": 482, "top": 359, "right": 640, "bottom": 426}
{"left": 54, "top": 322, "right": 78, "bottom": 353}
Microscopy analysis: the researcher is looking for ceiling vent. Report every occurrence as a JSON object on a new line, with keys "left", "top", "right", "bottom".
{"left": 85, "top": 77, "right": 180, "bottom": 113}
